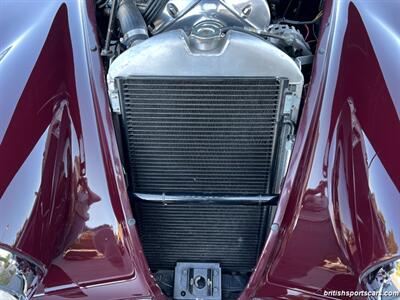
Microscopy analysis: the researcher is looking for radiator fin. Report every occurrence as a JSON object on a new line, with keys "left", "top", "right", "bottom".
{"left": 136, "top": 201, "right": 269, "bottom": 272}
{"left": 119, "top": 77, "right": 283, "bottom": 194}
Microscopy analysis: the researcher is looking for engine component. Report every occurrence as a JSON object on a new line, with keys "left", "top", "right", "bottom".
{"left": 108, "top": 26, "right": 303, "bottom": 194}
{"left": 103, "top": 1, "right": 313, "bottom": 296}
{"left": 147, "top": 0, "right": 271, "bottom": 34}
{"left": 266, "top": 24, "right": 312, "bottom": 57}
{"left": 142, "top": 0, "right": 169, "bottom": 24}
{"left": 108, "top": 27, "right": 303, "bottom": 110}
{"left": 174, "top": 262, "right": 222, "bottom": 300}
{"left": 117, "top": 0, "right": 148, "bottom": 46}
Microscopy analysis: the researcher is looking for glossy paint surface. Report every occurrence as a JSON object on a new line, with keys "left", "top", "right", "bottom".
{"left": 241, "top": 0, "right": 400, "bottom": 299}
{"left": 0, "top": 0, "right": 163, "bottom": 298}
{"left": 0, "top": 0, "right": 399, "bottom": 299}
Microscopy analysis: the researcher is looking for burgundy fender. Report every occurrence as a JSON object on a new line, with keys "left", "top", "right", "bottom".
{"left": 240, "top": 0, "right": 400, "bottom": 299}
{"left": 0, "top": 1, "right": 163, "bottom": 299}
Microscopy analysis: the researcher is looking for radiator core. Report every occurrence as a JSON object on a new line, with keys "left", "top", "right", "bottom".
{"left": 135, "top": 199, "right": 270, "bottom": 272}
{"left": 118, "top": 76, "right": 285, "bottom": 194}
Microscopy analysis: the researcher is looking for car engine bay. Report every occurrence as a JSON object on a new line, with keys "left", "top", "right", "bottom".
{"left": 96, "top": 0, "right": 323, "bottom": 298}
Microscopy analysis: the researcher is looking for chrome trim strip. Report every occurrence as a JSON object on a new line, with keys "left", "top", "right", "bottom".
{"left": 134, "top": 192, "right": 279, "bottom": 205}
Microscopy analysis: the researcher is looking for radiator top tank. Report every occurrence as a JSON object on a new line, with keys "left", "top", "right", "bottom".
{"left": 107, "top": 25, "right": 303, "bottom": 114}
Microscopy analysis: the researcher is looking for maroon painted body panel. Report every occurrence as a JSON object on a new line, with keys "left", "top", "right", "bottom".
{"left": 241, "top": 0, "right": 400, "bottom": 299}
{"left": 0, "top": 1, "right": 163, "bottom": 299}
{"left": 0, "top": 0, "right": 398, "bottom": 299}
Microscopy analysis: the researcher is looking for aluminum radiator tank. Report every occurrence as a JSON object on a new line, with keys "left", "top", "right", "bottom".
{"left": 107, "top": 27, "right": 303, "bottom": 113}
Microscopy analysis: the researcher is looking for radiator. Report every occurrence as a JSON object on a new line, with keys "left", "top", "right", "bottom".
{"left": 118, "top": 76, "right": 285, "bottom": 194}
{"left": 135, "top": 198, "right": 270, "bottom": 272}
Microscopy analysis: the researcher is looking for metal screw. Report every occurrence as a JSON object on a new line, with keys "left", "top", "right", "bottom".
{"left": 127, "top": 218, "right": 136, "bottom": 226}
{"left": 241, "top": 4, "right": 252, "bottom": 18}
{"left": 167, "top": 3, "right": 179, "bottom": 18}
{"left": 271, "top": 223, "right": 279, "bottom": 232}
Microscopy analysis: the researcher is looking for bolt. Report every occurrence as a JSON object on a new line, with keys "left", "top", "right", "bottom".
{"left": 167, "top": 3, "right": 179, "bottom": 18}
{"left": 241, "top": 4, "right": 252, "bottom": 18}
{"left": 271, "top": 223, "right": 279, "bottom": 232}
{"left": 127, "top": 218, "right": 136, "bottom": 227}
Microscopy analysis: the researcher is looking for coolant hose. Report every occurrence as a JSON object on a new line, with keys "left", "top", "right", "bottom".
{"left": 117, "top": 0, "right": 148, "bottom": 47}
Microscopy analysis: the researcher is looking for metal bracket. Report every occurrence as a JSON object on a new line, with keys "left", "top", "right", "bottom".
{"left": 174, "top": 262, "right": 221, "bottom": 300}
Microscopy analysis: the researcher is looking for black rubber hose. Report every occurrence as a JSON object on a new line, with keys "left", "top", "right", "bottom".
{"left": 117, "top": 0, "right": 148, "bottom": 47}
